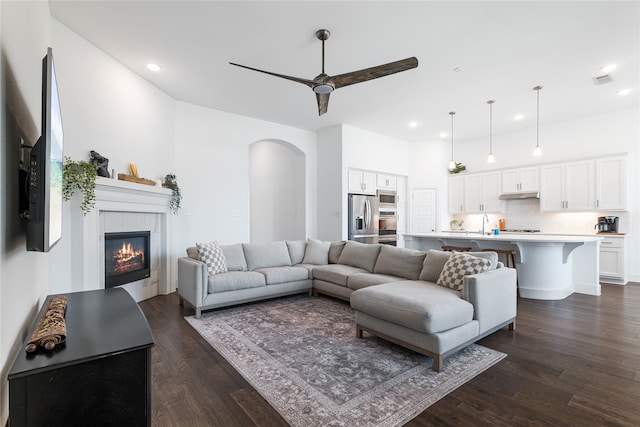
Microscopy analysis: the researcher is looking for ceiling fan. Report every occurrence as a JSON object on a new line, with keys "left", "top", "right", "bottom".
{"left": 230, "top": 29, "right": 418, "bottom": 115}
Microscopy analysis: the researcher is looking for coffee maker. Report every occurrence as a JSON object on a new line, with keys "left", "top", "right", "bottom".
{"left": 595, "top": 216, "right": 619, "bottom": 233}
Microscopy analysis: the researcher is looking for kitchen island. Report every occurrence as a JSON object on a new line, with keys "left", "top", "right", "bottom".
{"left": 403, "top": 232, "right": 601, "bottom": 300}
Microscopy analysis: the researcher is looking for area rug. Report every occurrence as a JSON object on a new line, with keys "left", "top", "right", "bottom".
{"left": 185, "top": 296, "right": 506, "bottom": 427}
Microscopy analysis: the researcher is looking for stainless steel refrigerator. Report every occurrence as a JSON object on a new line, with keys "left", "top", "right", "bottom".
{"left": 348, "top": 194, "right": 379, "bottom": 244}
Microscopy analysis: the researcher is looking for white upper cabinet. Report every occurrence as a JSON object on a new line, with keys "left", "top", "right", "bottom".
{"left": 376, "top": 174, "right": 397, "bottom": 190}
{"left": 396, "top": 175, "right": 407, "bottom": 204}
{"left": 502, "top": 167, "right": 539, "bottom": 193}
{"left": 463, "top": 172, "right": 502, "bottom": 213}
{"left": 540, "top": 160, "right": 593, "bottom": 211}
{"left": 448, "top": 175, "right": 464, "bottom": 214}
{"left": 595, "top": 155, "right": 627, "bottom": 211}
{"left": 348, "top": 170, "right": 376, "bottom": 195}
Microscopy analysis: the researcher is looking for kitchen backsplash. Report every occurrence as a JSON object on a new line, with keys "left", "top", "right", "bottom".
{"left": 451, "top": 199, "right": 629, "bottom": 234}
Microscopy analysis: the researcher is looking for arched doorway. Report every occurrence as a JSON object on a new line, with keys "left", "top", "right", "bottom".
{"left": 249, "top": 140, "right": 306, "bottom": 243}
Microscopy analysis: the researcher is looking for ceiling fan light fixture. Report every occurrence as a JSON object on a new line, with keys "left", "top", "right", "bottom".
{"left": 313, "top": 84, "right": 334, "bottom": 94}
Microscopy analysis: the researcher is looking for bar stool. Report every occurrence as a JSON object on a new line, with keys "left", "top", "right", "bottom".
{"left": 482, "top": 248, "right": 517, "bottom": 268}
{"left": 441, "top": 245, "right": 473, "bottom": 252}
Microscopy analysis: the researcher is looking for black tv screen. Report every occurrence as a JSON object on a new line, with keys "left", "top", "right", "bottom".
{"left": 26, "top": 47, "right": 64, "bottom": 252}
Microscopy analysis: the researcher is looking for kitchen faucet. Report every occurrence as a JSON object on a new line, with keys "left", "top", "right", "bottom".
{"left": 482, "top": 214, "right": 489, "bottom": 235}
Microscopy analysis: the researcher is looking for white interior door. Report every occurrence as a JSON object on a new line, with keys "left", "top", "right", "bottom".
{"left": 411, "top": 188, "right": 437, "bottom": 233}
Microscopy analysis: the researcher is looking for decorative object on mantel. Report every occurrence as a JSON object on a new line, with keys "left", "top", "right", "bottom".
{"left": 128, "top": 162, "right": 140, "bottom": 177}
{"left": 117, "top": 162, "right": 156, "bottom": 186}
{"left": 117, "top": 174, "right": 156, "bottom": 186}
{"left": 163, "top": 173, "right": 182, "bottom": 214}
{"left": 25, "top": 295, "right": 67, "bottom": 353}
{"left": 89, "top": 150, "right": 110, "bottom": 178}
{"left": 62, "top": 157, "right": 97, "bottom": 215}
{"left": 449, "top": 162, "right": 466, "bottom": 174}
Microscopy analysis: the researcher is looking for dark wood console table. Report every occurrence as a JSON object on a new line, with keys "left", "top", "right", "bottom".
{"left": 8, "top": 288, "right": 155, "bottom": 426}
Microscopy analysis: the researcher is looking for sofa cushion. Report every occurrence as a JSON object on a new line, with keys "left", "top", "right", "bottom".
{"left": 437, "top": 252, "right": 492, "bottom": 291}
{"left": 351, "top": 281, "right": 474, "bottom": 334}
{"left": 312, "top": 264, "right": 368, "bottom": 287}
{"left": 418, "top": 249, "right": 452, "bottom": 282}
{"left": 347, "top": 273, "right": 405, "bottom": 291}
{"left": 328, "top": 241, "right": 347, "bottom": 264}
{"left": 242, "top": 241, "right": 292, "bottom": 270}
{"left": 196, "top": 242, "right": 228, "bottom": 276}
{"left": 255, "top": 266, "right": 310, "bottom": 285}
{"left": 374, "top": 245, "right": 427, "bottom": 280}
{"left": 219, "top": 243, "right": 248, "bottom": 271}
{"left": 469, "top": 251, "right": 499, "bottom": 271}
{"left": 208, "top": 271, "right": 266, "bottom": 293}
{"left": 186, "top": 246, "right": 199, "bottom": 260}
{"left": 338, "top": 241, "right": 381, "bottom": 272}
{"left": 286, "top": 240, "right": 307, "bottom": 265}
{"left": 295, "top": 263, "right": 316, "bottom": 279}
{"left": 302, "top": 239, "right": 331, "bottom": 265}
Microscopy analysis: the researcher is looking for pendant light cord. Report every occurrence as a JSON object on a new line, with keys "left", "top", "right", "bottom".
{"left": 449, "top": 111, "right": 455, "bottom": 159}
{"left": 534, "top": 86, "right": 543, "bottom": 148}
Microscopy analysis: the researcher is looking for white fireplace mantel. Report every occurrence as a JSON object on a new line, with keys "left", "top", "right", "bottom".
{"left": 69, "top": 177, "right": 173, "bottom": 301}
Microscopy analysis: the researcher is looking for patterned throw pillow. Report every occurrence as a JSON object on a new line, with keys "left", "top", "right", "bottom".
{"left": 196, "top": 242, "right": 227, "bottom": 276}
{"left": 436, "top": 252, "right": 491, "bottom": 291}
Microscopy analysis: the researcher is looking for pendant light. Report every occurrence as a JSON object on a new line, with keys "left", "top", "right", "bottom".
{"left": 487, "top": 100, "right": 496, "bottom": 163}
{"left": 448, "top": 111, "right": 456, "bottom": 170}
{"left": 533, "top": 85, "right": 543, "bottom": 156}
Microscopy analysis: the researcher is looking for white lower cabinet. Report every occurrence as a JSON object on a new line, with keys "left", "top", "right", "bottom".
{"left": 599, "top": 235, "right": 627, "bottom": 284}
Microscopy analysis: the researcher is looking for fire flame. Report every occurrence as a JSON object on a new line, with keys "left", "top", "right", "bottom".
{"left": 117, "top": 241, "right": 145, "bottom": 264}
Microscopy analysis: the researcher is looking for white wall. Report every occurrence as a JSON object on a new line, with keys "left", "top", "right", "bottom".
{"left": 51, "top": 19, "right": 175, "bottom": 181}
{"left": 171, "top": 102, "right": 317, "bottom": 286}
{"left": 317, "top": 125, "right": 343, "bottom": 241}
{"left": 0, "top": 2, "right": 60, "bottom": 424}
{"left": 249, "top": 140, "right": 306, "bottom": 243}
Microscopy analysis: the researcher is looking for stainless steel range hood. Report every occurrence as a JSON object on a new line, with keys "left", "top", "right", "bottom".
{"left": 499, "top": 191, "right": 540, "bottom": 200}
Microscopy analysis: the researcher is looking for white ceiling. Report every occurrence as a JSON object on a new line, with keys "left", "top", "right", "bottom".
{"left": 49, "top": 1, "right": 639, "bottom": 143}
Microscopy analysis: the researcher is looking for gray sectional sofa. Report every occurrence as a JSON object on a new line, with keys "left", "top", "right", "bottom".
{"left": 178, "top": 239, "right": 517, "bottom": 371}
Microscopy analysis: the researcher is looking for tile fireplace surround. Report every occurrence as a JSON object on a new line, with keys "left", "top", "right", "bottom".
{"left": 68, "top": 177, "right": 173, "bottom": 302}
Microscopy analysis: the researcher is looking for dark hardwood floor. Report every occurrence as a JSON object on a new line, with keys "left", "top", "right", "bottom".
{"left": 139, "top": 283, "right": 640, "bottom": 426}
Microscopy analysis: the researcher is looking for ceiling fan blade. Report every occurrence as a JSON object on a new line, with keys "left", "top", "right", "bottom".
{"left": 330, "top": 57, "right": 418, "bottom": 89}
{"left": 316, "top": 92, "right": 330, "bottom": 115}
{"left": 229, "top": 62, "right": 316, "bottom": 88}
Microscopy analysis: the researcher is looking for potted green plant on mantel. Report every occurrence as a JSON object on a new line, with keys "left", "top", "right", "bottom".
{"left": 62, "top": 157, "right": 97, "bottom": 215}
{"left": 163, "top": 173, "right": 182, "bottom": 214}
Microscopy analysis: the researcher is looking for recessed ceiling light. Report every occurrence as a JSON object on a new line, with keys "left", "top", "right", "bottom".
{"left": 601, "top": 64, "right": 617, "bottom": 73}
{"left": 146, "top": 63, "right": 161, "bottom": 72}
{"left": 514, "top": 114, "right": 524, "bottom": 120}
{"left": 440, "top": 132, "right": 448, "bottom": 138}
{"left": 409, "top": 121, "right": 418, "bottom": 128}
{"left": 617, "top": 88, "right": 631, "bottom": 96}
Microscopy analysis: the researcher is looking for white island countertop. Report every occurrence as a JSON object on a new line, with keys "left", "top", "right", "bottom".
{"left": 403, "top": 232, "right": 601, "bottom": 243}
{"left": 403, "top": 232, "right": 601, "bottom": 300}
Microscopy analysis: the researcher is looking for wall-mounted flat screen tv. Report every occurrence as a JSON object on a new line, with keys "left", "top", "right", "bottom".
{"left": 26, "top": 47, "right": 64, "bottom": 252}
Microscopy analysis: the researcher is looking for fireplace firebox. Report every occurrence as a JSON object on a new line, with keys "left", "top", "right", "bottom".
{"left": 104, "top": 231, "right": 150, "bottom": 289}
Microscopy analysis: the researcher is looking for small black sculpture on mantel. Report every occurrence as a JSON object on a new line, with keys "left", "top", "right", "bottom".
{"left": 90, "top": 150, "right": 110, "bottom": 178}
